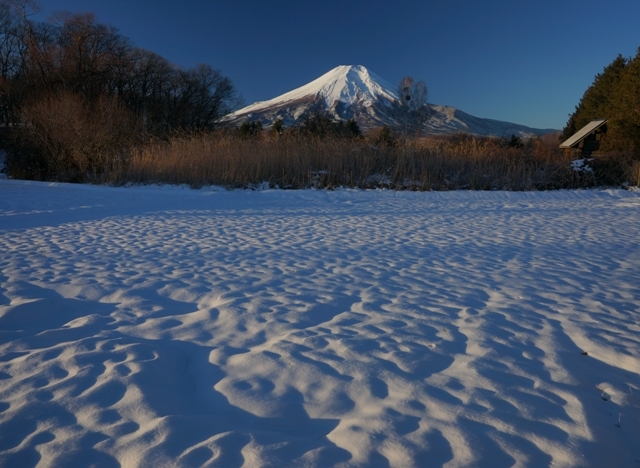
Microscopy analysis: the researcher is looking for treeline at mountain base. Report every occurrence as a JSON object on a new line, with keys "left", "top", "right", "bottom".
{"left": 5, "top": 109, "right": 639, "bottom": 190}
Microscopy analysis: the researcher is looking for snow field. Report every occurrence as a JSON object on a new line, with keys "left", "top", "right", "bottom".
{"left": 0, "top": 180, "right": 639, "bottom": 467}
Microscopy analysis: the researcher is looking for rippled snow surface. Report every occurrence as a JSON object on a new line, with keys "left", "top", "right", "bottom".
{"left": 1, "top": 180, "right": 639, "bottom": 467}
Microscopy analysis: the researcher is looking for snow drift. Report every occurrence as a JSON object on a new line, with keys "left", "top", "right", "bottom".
{"left": 0, "top": 180, "right": 639, "bottom": 467}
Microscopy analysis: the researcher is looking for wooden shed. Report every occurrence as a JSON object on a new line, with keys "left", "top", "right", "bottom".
{"left": 560, "top": 119, "right": 608, "bottom": 156}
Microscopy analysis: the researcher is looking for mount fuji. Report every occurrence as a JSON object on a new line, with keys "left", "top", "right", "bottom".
{"left": 223, "top": 65, "right": 556, "bottom": 137}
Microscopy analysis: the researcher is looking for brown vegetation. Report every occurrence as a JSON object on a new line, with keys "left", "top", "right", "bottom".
{"left": 10, "top": 91, "right": 139, "bottom": 181}
{"left": 1, "top": 3, "right": 240, "bottom": 181}
{"left": 99, "top": 129, "right": 636, "bottom": 191}
{"left": 4, "top": 82, "right": 637, "bottom": 189}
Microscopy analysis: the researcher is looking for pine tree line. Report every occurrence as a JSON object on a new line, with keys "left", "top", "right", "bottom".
{"left": 563, "top": 48, "right": 640, "bottom": 155}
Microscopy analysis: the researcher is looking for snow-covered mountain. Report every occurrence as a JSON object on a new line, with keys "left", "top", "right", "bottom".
{"left": 223, "top": 65, "right": 556, "bottom": 137}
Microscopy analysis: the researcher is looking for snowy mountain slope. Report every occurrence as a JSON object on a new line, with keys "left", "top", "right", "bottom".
{"left": 424, "top": 104, "right": 556, "bottom": 136}
{"left": 223, "top": 65, "right": 557, "bottom": 137}
{"left": 235, "top": 65, "right": 397, "bottom": 114}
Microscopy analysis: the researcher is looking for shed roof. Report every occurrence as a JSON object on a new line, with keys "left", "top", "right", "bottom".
{"left": 560, "top": 119, "right": 607, "bottom": 148}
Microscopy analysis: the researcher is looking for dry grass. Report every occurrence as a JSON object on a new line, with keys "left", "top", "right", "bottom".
{"left": 8, "top": 125, "right": 637, "bottom": 190}
{"left": 110, "top": 132, "right": 592, "bottom": 191}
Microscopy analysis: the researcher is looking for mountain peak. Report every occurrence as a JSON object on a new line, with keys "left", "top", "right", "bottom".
{"left": 223, "top": 66, "right": 557, "bottom": 137}
{"left": 309, "top": 65, "right": 397, "bottom": 106}
{"left": 228, "top": 65, "right": 398, "bottom": 118}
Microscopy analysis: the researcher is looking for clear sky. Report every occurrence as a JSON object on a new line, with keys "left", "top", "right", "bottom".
{"left": 33, "top": 0, "right": 640, "bottom": 130}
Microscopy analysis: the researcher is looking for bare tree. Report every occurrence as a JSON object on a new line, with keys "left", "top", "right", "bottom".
{"left": 1, "top": 1, "right": 245, "bottom": 182}
{"left": 0, "top": 2, "right": 25, "bottom": 123}
{"left": 0, "top": 0, "right": 39, "bottom": 123}
{"left": 17, "top": 90, "right": 140, "bottom": 180}
{"left": 395, "top": 76, "right": 429, "bottom": 138}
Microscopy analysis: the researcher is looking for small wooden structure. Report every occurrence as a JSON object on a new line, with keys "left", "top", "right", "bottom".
{"left": 560, "top": 119, "right": 607, "bottom": 156}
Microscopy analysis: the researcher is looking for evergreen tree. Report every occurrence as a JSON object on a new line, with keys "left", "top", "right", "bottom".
{"left": 376, "top": 126, "right": 396, "bottom": 147}
{"left": 236, "top": 121, "right": 262, "bottom": 139}
{"left": 299, "top": 112, "right": 360, "bottom": 139}
{"left": 506, "top": 134, "right": 524, "bottom": 149}
{"left": 605, "top": 48, "right": 640, "bottom": 153}
{"left": 563, "top": 55, "right": 627, "bottom": 140}
{"left": 345, "top": 119, "right": 361, "bottom": 138}
{"left": 300, "top": 112, "right": 335, "bottom": 138}
{"left": 270, "top": 118, "right": 284, "bottom": 136}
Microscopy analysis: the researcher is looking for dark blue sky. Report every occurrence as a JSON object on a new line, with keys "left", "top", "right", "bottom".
{"left": 34, "top": 0, "right": 640, "bottom": 129}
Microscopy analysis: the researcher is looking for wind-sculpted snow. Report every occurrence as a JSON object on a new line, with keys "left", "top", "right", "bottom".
{"left": 0, "top": 180, "right": 639, "bottom": 467}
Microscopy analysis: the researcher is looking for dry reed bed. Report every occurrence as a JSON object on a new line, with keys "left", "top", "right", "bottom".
{"left": 116, "top": 134, "right": 588, "bottom": 191}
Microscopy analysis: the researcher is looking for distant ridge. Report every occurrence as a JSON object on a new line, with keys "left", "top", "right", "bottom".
{"left": 223, "top": 65, "right": 557, "bottom": 137}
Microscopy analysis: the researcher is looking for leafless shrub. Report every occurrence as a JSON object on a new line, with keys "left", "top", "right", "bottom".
{"left": 592, "top": 152, "right": 638, "bottom": 186}
{"left": 10, "top": 91, "right": 139, "bottom": 181}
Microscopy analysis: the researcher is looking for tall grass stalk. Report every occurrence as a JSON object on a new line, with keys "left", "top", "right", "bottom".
{"left": 111, "top": 133, "right": 593, "bottom": 191}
